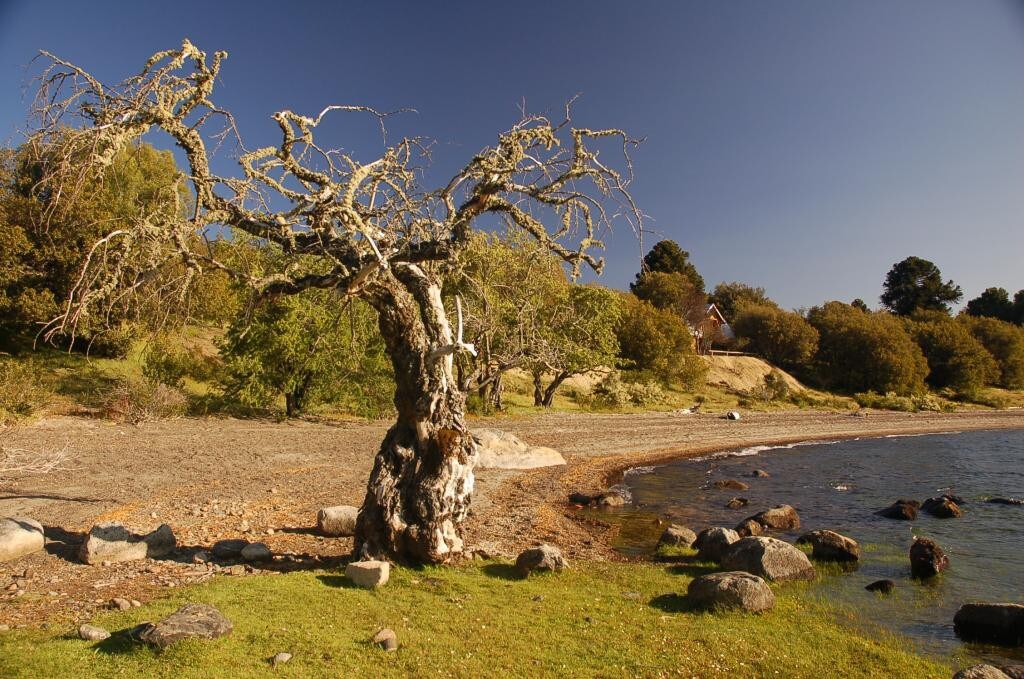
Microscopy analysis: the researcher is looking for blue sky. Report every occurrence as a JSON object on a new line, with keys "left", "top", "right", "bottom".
{"left": 2, "top": 0, "right": 1022, "bottom": 310}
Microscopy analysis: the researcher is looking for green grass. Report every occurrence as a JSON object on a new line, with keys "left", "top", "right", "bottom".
{"left": 0, "top": 561, "right": 950, "bottom": 678}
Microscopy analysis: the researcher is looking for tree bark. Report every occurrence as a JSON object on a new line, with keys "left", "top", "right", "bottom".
{"left": 542, "top": 371, "right": 570, "bottom": 407}
{"left": 354, "top": 265, "right": 478, "bottom": 565}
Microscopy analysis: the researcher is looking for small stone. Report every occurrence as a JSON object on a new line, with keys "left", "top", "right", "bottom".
{"left": 240, "top": 542, "right": 272, "bottom": 562}
{"left": 735, "top": 518, "right": 763, "bottom": 537}
{"left": 131, "top": 599, "right": 142, "bottom": 607}
{"left": 345, "top": 560, "right": 390, "bottom": 588}
{"left": 265, "top": 529, "right": 275, "bottom": 535}
{"left": 865, "top": 579, "right": 896, "bottom": 594}
{"left": 746, "top": 504, "right": 801, "bottom": 530}
{"left": 101, "top": 561, "right": 112, "bottom": 568}
{"left": 78, "top": 624, "right": 110, "bottom": 641}
{"left": 532, "top": 595, "right": 544, "bottom": 602}
{"left": 372, "top": 628, "right": 398, "bottom": 651}
{"left": 271, "top": 652, "right": 293, "bottom": 666}
{"left": 750, "top": 469, "right": 770, "bottom": 478}
{"left": 515, "top": 545, "right": 567, "bottom": 576}
{"left": 238, "top": 520, "right": 250, "bottom": 533}
{"left": 150, "top": 512, "right": 158, "bottom": 519}
{"left": 910, "top": 537, "right": 949, "bottom": 579}
{"left": 111, "top": 597, "right": 132, "bottom": 611}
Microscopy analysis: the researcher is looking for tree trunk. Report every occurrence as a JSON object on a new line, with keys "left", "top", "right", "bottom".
{"left": 355, "top": 266, "right": 478, "bottom": 565}
{"left": 491, "top": 372, "right": 504, "bottom": 411}
{"left": 532, "top": 371, "right": 545, "bottom": 407}
{"left": 542, "top": 371, "right": 570, "bottom": 407}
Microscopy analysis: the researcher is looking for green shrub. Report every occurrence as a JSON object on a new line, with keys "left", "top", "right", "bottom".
{"left": 588, "top": 372, "right": 667, "bottom": 409}
{"left": 908, "top": 314, "right": 998, "bottom": 397}
{"left": 732, "top": 305, "right": 818, "bottom": 372}
{"left": 960, "top": 316, "right": 1024, "bottom": 389}
{"left": 0, "top": 358, "right": 53, "bottom": 421}
{"left": 749, "top": 369, "right": 790, "bottom": 402}
{"left": 100, "top": 377, "right": 187, "bottom": 424}
{"left": 616, "top": 295, "right": 706, "bottom": 388}
{"left": 853, "top": 391, "right": 952, "bottom": 413}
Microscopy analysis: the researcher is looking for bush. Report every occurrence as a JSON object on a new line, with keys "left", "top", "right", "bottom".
{"left": 0, "top": 358, "right": 53, "bottom": 421}
{"left": 807, "top": 302, "right": 928, "bottom": 395}
{"left": 100, "top": 377, "right": 186, "bottom": 424}
{"left": 141, "top": 334, "right": 217, "bottom": 387}
{"left": 908, "top": 315, "right": 998, "bottom": 396}
{"left": 732, "top": 305, "right": 818, "bottom": 372}
{"left": 588, "top": 372, "right": 667, "bottom": 409}
{"left": 616, "top": 295, "right": 707, "bottom": 388}
{"left": 749, "top": 369, "right": 790, "bottom": 402}
{"left": 960, "top": 316, "right": 1024, "bottom": 389}
{"left": 853, "top": 391, "right": 951, "bottom": 413}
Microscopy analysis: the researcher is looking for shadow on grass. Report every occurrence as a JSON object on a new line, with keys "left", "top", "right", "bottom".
{"left": 316, "top": 574, "right": 362, "bottom": 589}
{"left": 90, "top": 624, "right": 157, "bottom": 656}
{"left": 481, "top": 563, "right": 525, "bottom": 581}
{"left": 648, "top": 592, "right": 697, "bottom": 613}
{"left": 666, "top": 562, "right": 719, "bottom": 578}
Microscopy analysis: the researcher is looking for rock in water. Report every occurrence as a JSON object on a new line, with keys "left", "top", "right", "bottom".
{"left": 720, "top": 536, "right": 816, "bottom": 581}
{"left": 796, "top": 530, "right": 860, "bottom": 562}
{"left": 687, "top": 571, "right": 775, "bottom": 613}
{"left": 0, "top": 517, "right": 45, "bottom": 563}
{"left": 865, "top": 579, "right": 896, "bottom": 594}
{"left": 78, "top": 624, "right": 110, "bottom": 641}
{"left": 345, "top": 560, "right": 390, "bottom": 588}
{"left": 712, "top": 479, "right": 749, "bottom": 491}
{"left": 515, "top": 545, "right": 567, "bottom": 576}
{"left": 909, "top": 537, "right": 949, "bottom": 579}
{"left": 953, "top": 603, "right": 1024, "bottom": 646}
{"left": 750, "top": 469, "right": 770, "bottom": 478}
{"left": 734, "top": 519, "right": 763, "bottom": 537}
{"left": 922, "top": 496, "right": 963, "bottom": 518}
{"left": 694, "top": 527, "right": 740, "bottom": 563}
{"left": 988, "top": 497, "right": 1024, "bottom": 506}
{"left": 240, "top": 542, "right": 271, "bottom": 562}
{"left": 372, "top": 628, "right": 398, "bottom": 651}
{"left": 317, "top": 506, "right": 358, "bottom": 537}
{"left": 748, "top": 504, "right": 801, "bottom": 530}
{"left": 878, "top": 499, "right": 919, "bottom": 520}
{"left": 953, "top": 666, "right": 1012, "bottom": 679}
{"left": 658, "top": 524, "right": 697, "bottom": 548}
{"left": 138, "top": 604, "right": 232, "bottom": 648}
{"left": 79, "top": 523, "right": 176, "bottom": 564}
{"left": 472, "top": 428, "right": 566, "bottom": 470}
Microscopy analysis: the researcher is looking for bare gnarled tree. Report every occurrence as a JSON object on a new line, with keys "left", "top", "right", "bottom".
{"left": 31, "top": 40, "right": 640, "bottom": 564}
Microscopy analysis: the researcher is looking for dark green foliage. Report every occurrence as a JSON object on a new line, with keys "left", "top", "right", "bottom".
{"left": 907, "top": 313, "right": 997, "bottom": 395}
{"left": 879, "top": 256, "right": 962, "bottom": 316}
{"left": 851, "top": 299, "right": 870, "bottom": 313}
{"left": 964, "top": 287, "right": 1014, "bottom": 322}
{"left": 616, "top": 294, "right": 706, "bottom": 388}
{"left": 221, "top": 291, "right": 393, "bottom": 418}
{"left": 960, "top": 316, "right": 1024, "bottom": 389}
{"left": 708, "top": 282, "right": 777, "bottom": 322}
{"left": 732, "top": 304, "right": 819, "bottom": 372}
{"left": 631, "top": 240, "right": 704, "bottom": 293}
{"left": 807, "top": 301, "right": 928, "bottom": 395}
{"left": 0, "top": 358, "right": 54, "bottom": 421}
{"left": 630, "top": 270, "right": 707, "bottom": 327}
{"left": 1016, "top": 290, "right": 1024, "bottom": 325}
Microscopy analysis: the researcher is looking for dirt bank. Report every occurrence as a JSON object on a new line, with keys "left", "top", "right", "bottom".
{"left": 2, "top": 408, "right": 1022, "bottom": 628}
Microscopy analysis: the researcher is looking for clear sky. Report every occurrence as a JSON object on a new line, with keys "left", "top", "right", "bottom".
{"left": 2, "top": 0, "right": 1022, "bottom": 310}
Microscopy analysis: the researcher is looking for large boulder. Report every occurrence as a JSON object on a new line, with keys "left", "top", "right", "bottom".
{"left": 909, "top": 537, "right": 949, "bottom": 579}
{"left": 0, "top": 517, "right": 45, "bottom": 562}
{"left": 695, "top": 527, "right": 740, "bottom": 563}
{"left": 658, "top": 524, "right": 697, "bottom": 548}
{"left": 953, "top": 603, "right": 1024, "bottom": 646}
{"left": 747, "top": 504, "right": 800, "bottom": 530}
{"left": 137, "top": 604, "right": 232, "bottom": 648}
{"left": 345, "top": 560, "right": 390, "bottom": 588}
{"left": 796, "top": 530, "right": 860, "bottom": 562}
{"left": 515, "top": 544, "right": 567, "bottom": 576}
{"left": 472, "top": 429, "right": 565, "bottom": 470}
{"left": 720, "top": 536, "right": 816, "bottom": 581}
{"left": 953, "top": 666, "right": 1012, "bottom": 679}
{"left": 79, "top": 522, "right": 175, "bottom": 564}
{"left": 878, "top": 499, "right": 919, "bottom": 520}
{"left": 922, "top": 495, "right": 963, "bottom": 518}
{"left": 687, "top": 571, "right": 775, "bottom": 613}
{"left": 317, "top": 506, "right": 358, "bottom": 537}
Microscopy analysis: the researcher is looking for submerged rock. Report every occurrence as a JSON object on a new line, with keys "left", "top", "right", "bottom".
{"left": 725, "top": 497, "right": 749, "bottom": 510}
{"left": 712, "top": 479, "right": 749, "bottom": 491}
{"left": 796, "top": 530, "right": 860, "bottom": 562}
{"left": 878, "top": 499, "right": 920, "bottom": 520}
{"left": 687, "top": 571, "right": 774, "bottom": 613}
{"left": 987, "top": 497, "right": 1024, "bottom": 506}
{"left": 750, "top": 469, "right": 770, "bottom": 478}
{"left": 953, "top": 603, "right": 1024, "bottom": 646}
{"left": 865, "top": 579, "right": 896, "bottom": 594}
{"left": 922, "top": 496, "right": 963, "bottom": 518}
{"left": 909, "top": 537, "right": 949, "bottom": 579}
{"left": 720, "top": 536, "right": 816, "bottom": 581}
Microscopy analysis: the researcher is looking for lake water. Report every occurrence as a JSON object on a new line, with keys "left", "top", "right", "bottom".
{"left": 613, "top": 428, "right": 1024, "bottom": 664}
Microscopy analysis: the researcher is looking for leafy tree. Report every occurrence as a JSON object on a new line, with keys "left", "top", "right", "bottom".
{"left": 851, "top": 298, "right": 870, "bottom": 313}
{"left": 879, "top": 256, "right": 962, "bottom": 316}
{"left": 222, "top": 290, "right": 392, "bottom": 417}
{"left": 529, "top": 284, "right": 622, "bottom": 407}
{"left": 1015, "top": 290, "right": 1024, "bottom": 325}
{"left": 907, "top": 313, "right": 997, "bottom": 396}
{"left": 964, "top": 287, "right": 1014, "bottom": 322}
{"left": 708, "top": 281, "right": 777, "bottom": 322}
{"left": 630, "top": 270, "right": 707, "bottom": 328}
{"left": 732, "top": 304, "right": 819, "bottom": 372}
{"left": 616, "top": 294, "right": 706, "bottom": 387}
{"left": 960, "top": 316, "right": 1024, "bottom": 389}
{"left": 631, "top": 240, "right": 704, "bottom": 293}
{"left": 33, "top": 41, "right": 639, "bottom": 564}
{"left": 807, "top": 301, "right": 928, "bottom": 395}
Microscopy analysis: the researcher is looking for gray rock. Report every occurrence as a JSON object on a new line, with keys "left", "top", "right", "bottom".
{"left": 240, "top": 542, "right": 271, "bottom": 562}
{"left": 953, "top": 666, "right": 1011, "bottom": 679}
{"left": 695, "top": 527, "right": 740, "bottom": 563}
{"left": 687, "top": 571, "right": 775, "bottom": 613}
{"left": 78, "top": 624, "right": 110, "bottom": 641}
{"left": 0, "top": 517, "right": 45, "bottom": 563}
{"left": 953, "top": 603, "right": 1024, "bottom": 646}
{"left": 372, "top": 627, "right": 398, "bottom": 651}
{"left": 658, "top": 524, "right": 697, "bottom": 548}
{"left": 79, "top": 523, "right": 176, "bottom": 565}
{"left": 345, "top": 560, "right": 390, "bottom": 588}
{"left": 110, "top": 597, "right": 132, "bottom": 611}
{"left": 747, "top": 504, "right": 800, "bottom": 530}
{"left": 271, "top": 652, "right": 293, "bottom": 666}
{"left": 317, "top": 506, "right": 358, "bottom": 537}
{"left": 472, "top": 428, "right": 566, "bottom": 470}
{"left": 909, "top": 537, "right": 949, "bottom": 579}
{"left": 138, "top": 604, "right": 233, "bottom": 648}
{"left": 515, "top": 544, "right": 567, "bottom": 576}
{"left": 720, "top": 536, "right": 816, "bottom": 581}
{"left": 865, "top": 579, "right": 896, "bottom": 594}
{"left": 796, "top": 530, "right": 860, "bottom": 562}
{"left": 211, "top": 539, "right": 249, "bottom": 559}
{"left": 734, "top": 518, "right": 763, "bottom": 537}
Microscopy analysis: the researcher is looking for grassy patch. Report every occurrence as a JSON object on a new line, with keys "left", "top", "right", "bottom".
{"left": 0, "top": 561, "right": 950, "bottom": 678}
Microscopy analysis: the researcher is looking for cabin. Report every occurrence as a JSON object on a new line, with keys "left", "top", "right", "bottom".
{"left": 691, "top": 303, "right": 734, "bottom": 354}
